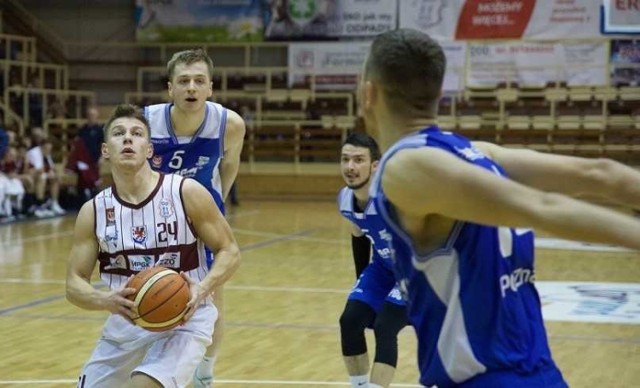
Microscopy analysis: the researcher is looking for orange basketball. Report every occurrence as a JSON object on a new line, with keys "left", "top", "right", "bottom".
{"left": 126, "top": 266, "right": 190, "bottom": 332}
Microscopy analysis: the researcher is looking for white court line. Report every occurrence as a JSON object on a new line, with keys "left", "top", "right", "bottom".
{"left": 226, "top": 210, "right": 262, "bottom": 220}
{"left": 232, "top": 227, "right": 348, "bottom": 244}
{"left": 535, "top": 238, "right": 633, "bottom": 252}
{"left": 0, "top": 379, "right": 421, "bottom": 386}
{"left": 0, "top": 230, "right": 74, "bottom": 247}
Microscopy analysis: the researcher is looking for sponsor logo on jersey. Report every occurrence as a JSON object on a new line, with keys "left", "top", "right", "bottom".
{"left": 105, "top": 207, "right": 116, "bottom": 226}
{"left": 499, "top": 267, "right": 535, "bottom": 297}
{"left": 196, "top": 156, "right": 210, "bottom": 167}
{"left": 105, "top": 225, "right": 119, "bottom": 248}
{"left": 157, "top": 252, "right": 181, "bottom": 269}
{"left": 379, "top": 229, "right": 392, "bottom": 242}
{"left": 151, "top": 138, "right": 170, "bottom": 144}
{"left": 129, "top": 255, "right": 154, "bottom": 272}
{"left": 104, "top": 254, "right": 127, "bottom": 270}
{"left": 388, "top": 286, "right": 404, "bottom": 301}
{"left": 455, "top": 146, "right": 486, "bottom": 161}
{"left": 131, "top": 226, "right": 147, "bottom": 244}
{"left": 159, "top": 198, "right": 174, "bottom": 218}
{"left": 152, "top": 155, "right": 162, "bottom": 168}
{"left": 176, "top": 166, "right": 199, "bottom": 178}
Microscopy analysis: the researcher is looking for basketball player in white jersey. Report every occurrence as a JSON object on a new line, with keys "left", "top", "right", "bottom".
{"left": 66, "top": 104, "right": 241, "bottom": 388}
{"left": 145, "top": 49, "right": 246, "bottom": 387}
{"left": 360, "top": 28, "right": 640, "bottom": 387}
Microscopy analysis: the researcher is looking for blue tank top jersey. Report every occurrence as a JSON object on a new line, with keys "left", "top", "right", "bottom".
{"left": 370, "top": 126, "right": 560, "bottom": 387}
{"left": 145, "top": 101, "right": 227, "bottom": 213}
{"left": 338, "top": 186, "right": 393, "bottom": 270}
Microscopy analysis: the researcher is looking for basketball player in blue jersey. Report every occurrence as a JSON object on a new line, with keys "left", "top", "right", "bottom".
{"left": 359, "top": 28, "right": 640, "bottom": 388}
{"left": 66, "top": 104, "right": 241, "bottom": 387}
{"left": 144, "top": 49, "right": 245, "bottom": 387}
{"left": 338, "top": 132, "right": 408, "bottom": 388}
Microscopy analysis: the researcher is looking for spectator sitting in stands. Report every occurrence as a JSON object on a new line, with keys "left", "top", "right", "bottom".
{"left": 0, "top": 145, "right": 26, "bottom": 222}
{"left": 26, "top": 137, "right": 65, "bottom": 217}
{"left": 47, "top": 96, "right": 67, "bottom": 120}
{"left": 65, "top": 106, "right": 104, "bottom": 202}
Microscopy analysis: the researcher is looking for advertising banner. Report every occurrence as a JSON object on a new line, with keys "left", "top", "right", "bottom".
{"left": 264, "top": 0, "right": 397, "bottom": 40}
{"left": 602, "top": 0, "right": 640, "bottom": 34}
{"left": 467, "top": 41, "right": 608, "bottom": 86}
{"left": 400, "top": 0, "right": 603, "bottom": 40}
{"left": 135, "top": 0, "right": 264, "bottom": 42}
{"left": 288, "top": 41, "right": 466, "bottom": 91}
{"left": 610, "top": 39, "right": 640, "bottom": 85}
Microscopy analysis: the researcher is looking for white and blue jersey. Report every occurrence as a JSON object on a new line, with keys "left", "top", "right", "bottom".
{"left": 145, "top": 101, "right": 227, "bottom": 215}
{"left": 338, "top": 187, "right": 404, "bottom": 312}
{"left": 370, "top": 126, "right": 567, "bottom": 388}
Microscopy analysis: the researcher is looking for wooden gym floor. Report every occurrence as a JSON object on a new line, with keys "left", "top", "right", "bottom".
{"left": 0, "top": 200, "right": 638, "bottom": 387}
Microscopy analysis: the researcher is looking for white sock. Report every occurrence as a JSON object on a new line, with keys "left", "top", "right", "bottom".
{"left": 349, "top": 375, "right": 368, "bottom": 387}
{"left": 370, "top": 384, "right": 384, "bottom": 388}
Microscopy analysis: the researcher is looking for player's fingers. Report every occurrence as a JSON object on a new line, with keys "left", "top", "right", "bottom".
{"left": 119, "top": 287, "right": 137, "bottom": 297}
{"left": 119, "top": 306, "right": 136, "bottom": 321}
{"left": 180, "top": 271, "right": 195, "bottom": 285}
{"left": 182, "top": 306, "right": 194, "bottom": 323}
{"left": 120, "top": 297, "right": 136, "bottom": 309}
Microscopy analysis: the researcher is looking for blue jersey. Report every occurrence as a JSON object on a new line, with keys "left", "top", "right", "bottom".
{"left": 145, "top": 101, "right": 227, "bottom": 213}
{"left": 370, "top": 127, "right": 563, "bottom": 387}
{"left": 338, "top": 186, "right": 392, "bottom": 269}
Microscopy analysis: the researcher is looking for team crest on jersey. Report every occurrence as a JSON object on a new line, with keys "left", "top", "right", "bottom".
{"left": 158, "top": 198, "right": 174, "bottom": 218}
{"left": 196, "top": 156, "right": 209, "bottom": 167}
{"left": 131, "top": 226, "right": 147, "bottom": 244}
{"left": 105, "top": 207, "right": 116, "bottom": 226}
{"left": 152, "top": 155, "right": 163, "bottom": 168}
{"left": 157, "top": 252, "right": 181, "bottom": 269}
{"left": 128, "top": 255, "right": 154, "bottom": 272}
{"left": 104, "top": 254, "right": 127, "bottom": 270}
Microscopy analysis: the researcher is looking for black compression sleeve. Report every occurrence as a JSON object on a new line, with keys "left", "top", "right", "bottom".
{"left": 351, "top": 234, "right": 371, "bottom": 278}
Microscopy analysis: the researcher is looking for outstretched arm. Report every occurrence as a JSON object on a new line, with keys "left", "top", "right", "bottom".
{"left": 381, "top": 147, "right": 640, "bottom": 250}
{"left": 220, "top": 109, "right": 246, "bottom": 200}
{"left": 65, "top": 201, "right": 136, "bottom": 320}
{"left": 474, "top": 141, "right": 640, "bottom": 208}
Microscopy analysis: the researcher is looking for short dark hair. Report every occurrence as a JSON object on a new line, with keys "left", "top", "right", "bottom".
{"left": 365, "top": 28, "right": 446, "bottom": 117}
{"left": 167, "top": 49, "right": 214, "bottom": 81}
{"left": 343, "top": 132, "right": 381, "bottom": 161}
{"left": 103, "top": 104, "right": 150, "bottom": 139}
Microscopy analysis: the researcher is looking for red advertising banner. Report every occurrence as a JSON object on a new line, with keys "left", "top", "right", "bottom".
{"left": 400, "top": 0, "right": 604, "bottom": 40}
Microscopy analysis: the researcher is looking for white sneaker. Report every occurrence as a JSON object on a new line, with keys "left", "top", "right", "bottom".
{"left": 50, "top": 202, "right": 66, "bottom": 215}
{"left": 34, "top": 208, "right": 53, "bottom": 218}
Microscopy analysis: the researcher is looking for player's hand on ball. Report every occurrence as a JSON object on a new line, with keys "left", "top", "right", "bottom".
{"left": 102, "top": 280, "right": 137, "bottom": 323}
{"left": 180, "top": 272, "right": 211, "bottom": 323}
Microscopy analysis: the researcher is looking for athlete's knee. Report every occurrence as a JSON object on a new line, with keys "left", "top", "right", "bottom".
{"left": 340, "top": 301, "right": 376, "bottom": 356}
{"left": 339, "top": 301, "right": 374, "bottom": 333}
{"left": 371, "top": 304, "right": 408, "bottom": 367}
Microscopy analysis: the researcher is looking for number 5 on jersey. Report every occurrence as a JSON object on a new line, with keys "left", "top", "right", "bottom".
{"left": 168, "top": 150, "right": 184, "bottom": 170}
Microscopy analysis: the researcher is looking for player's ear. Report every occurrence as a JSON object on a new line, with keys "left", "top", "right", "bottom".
{"left": 101, "top": 142, "right": 110, "bottom": 160}
{"left": 364, "top": 80, "right": 377, "bottom": 111}
{"left": 207, "top": 81, "right": 213, "bottom": 98}
{"left": 146, "top": 142, "right": 154, "bottom": 159}
{"left": 167, "top": 81, "right": 174, "bottom": 99}
{"left": 371, "top": 160, "right": 379, "bottom": 171}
